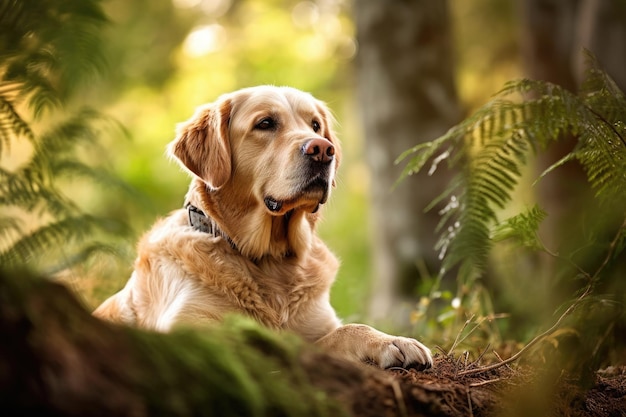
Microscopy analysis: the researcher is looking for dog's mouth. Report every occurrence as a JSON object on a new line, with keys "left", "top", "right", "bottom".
{"left": 264, "top": 176, "right": 330, "bottom": 215}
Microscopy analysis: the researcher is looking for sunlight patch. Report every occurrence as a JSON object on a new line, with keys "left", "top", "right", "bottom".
{"left": 183, "top": 24, "right": 226, "bottom": 57}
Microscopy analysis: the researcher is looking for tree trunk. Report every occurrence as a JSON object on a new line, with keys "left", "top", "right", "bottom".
{"left": 354, "top": 0, "right": 461, "bottom": 321}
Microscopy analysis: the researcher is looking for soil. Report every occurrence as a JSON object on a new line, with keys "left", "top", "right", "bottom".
{"left": 355, "top": 354, "right": 626, "bottom": 417}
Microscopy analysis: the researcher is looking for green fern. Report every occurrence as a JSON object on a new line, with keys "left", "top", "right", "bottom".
{"left": 491, "top": 205, "right": 548, "bottom": 250}
{"left": 0, "top": 0, "right": 133, "bottom": 274}
{"left": 0, "top": 96, "right": 35, "bottom": 154}
{"left": 397, "top": 53, "right": 626, "bottom": 283}
{"left": 0, "top": 215, "right": 121, "bottom": 268}
{"left": 0, "top": 0, "right": 109, "bottom": 114}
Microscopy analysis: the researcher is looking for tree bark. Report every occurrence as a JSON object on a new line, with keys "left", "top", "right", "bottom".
{"left": 354, "top": 0, "right": 461, "bottom": 321}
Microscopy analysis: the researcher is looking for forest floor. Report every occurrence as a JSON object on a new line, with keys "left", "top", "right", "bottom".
{"left": 3, "top": 270, "right": 625, "bottom": 417}
{"left": 352, "top": 354, "right": 626, "bottom": 417}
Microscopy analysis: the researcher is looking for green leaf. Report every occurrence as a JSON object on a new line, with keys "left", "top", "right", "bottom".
{"left": 491, "top": 205, "right": 548, "bottom": 250}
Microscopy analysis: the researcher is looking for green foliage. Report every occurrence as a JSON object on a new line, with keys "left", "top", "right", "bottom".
{"left": 0, "top": 0, "right": 109, "bottom": 114}
{"left": 0, "top": 0, "right": 132, "bottom": 273}
{"left": 398, "top": 53, "right": 626, "bottom": 284}
{"left": 398, "top": 54, "right": 626, "bottom": 368}
{"left": 132, "top": 317, "right": 346, "bottom": 417}
{"left": 491, "top": 204, "right": 547, "bottom": 250}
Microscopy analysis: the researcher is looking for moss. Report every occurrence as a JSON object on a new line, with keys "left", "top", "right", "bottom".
{"left": 0, "top": 268, "right": 347, "bottom": 417}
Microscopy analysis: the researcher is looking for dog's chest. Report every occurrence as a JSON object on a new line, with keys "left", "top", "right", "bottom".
{"left": 242, "top": 257, "right": 332, "bottom": 328}
{"left": 226, "top": 241, "right": 335, "bottom": 325}
{"left": 140, "top": 217, "right": 338, "bottom": 331}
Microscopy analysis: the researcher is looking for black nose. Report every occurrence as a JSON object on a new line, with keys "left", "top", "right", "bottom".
{"left": 302, "top": 138, "right": 335, "bottom": 163}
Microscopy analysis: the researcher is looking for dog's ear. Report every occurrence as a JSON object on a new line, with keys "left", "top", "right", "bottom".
{"left": 317, "top": 102, "right": 342, "bottom": 187}
{"left": 168, "top": 98, "right": 232, "bottom": 189}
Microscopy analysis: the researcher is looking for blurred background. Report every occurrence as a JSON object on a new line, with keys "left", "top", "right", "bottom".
{"left": 2, "top": 0, "right": 625, "bottom": 358}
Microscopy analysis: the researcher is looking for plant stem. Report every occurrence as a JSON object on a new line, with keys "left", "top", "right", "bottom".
{"left": 458, "top": 217, "right": 626, "bottom": 376}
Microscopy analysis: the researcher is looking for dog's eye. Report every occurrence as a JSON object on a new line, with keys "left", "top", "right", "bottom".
{"left": 255, "top": 117, "right": 276, "bottom": 130}
{"left": 312, "top": 120, "right": 321, "bottom": 133}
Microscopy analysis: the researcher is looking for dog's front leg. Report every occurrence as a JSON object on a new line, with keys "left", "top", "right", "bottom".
{"left": 315, "top": 324, "right": 433, "bottom": 370}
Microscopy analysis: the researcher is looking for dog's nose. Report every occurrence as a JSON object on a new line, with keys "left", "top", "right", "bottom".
{"left": 302, "top": 138, "right": 335, "bottom": 163}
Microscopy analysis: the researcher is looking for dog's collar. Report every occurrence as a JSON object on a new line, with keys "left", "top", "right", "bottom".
{"left": 186, "top": 204, "right": 237, "bottom": 249}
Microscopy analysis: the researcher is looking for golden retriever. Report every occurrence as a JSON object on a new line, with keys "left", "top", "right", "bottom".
{"left": 94, "top": 86, "right": 432, "bottom": 369}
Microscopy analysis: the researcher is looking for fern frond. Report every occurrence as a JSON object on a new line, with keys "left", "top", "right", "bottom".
{"left": 54, "top": 17, "right": 110, "bottom": 94}
{"left": 396, "top": 132, "right": 461, "bottom": 185}
{"left": 580, "top": 50, "right": 626, "bottom": 123}
{"left": 0, "top": 0, "right": 135, "bottom": 280}
{"left": 574, "top": 119, "right": 626, "bottom": 204}
{"left": 0, "top": 94, "right": 35, "bottom": 157}
{"left": 439, "top": 135, "right": 528, "bottom": 274}
{"left": 491, "top": 205, "right": 548, "bottom": 250}
{"left": 419, "top": 102, "right": 533, "bottom": 279}
{"left": 0, "top": 214, "right": 124, "bottom": 268}
{"left": 21, "top": 69, "right": 64, "bottom": 118}
{"left": 31, "top": 108, "right": 104, "bottom": 161}
{"left": 0, "top": 216, "right": 24, "bottom": 250}
{"left": 399, "top": 54, "right": 626, "bottom": 282}
{"left": 0, "top": 168, "right": 78, "bottom": 217}
{"left": 0, "top": 0, "right": 109, "bottom": 114}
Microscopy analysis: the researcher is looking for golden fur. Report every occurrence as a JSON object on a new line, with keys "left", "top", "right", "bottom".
{"left": 94, "top": 86, "right": 432, "bottom": 369}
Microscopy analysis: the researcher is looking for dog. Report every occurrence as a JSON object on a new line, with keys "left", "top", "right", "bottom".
{"left": 93, "top": 86, "right": 433, "bottom": 370}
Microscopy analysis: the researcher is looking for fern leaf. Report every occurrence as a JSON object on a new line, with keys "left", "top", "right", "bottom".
{"left": 0, "top": 169, "right": 78, "bottom": 217}
{"left": 0, "top": 216, "right": 23, "bottom": 251}
{"left": 0, "top": 215, "right": 124, "bottom": 268}
{"left": 491, "top": 205, "right": 548, "bottom": 250}
{"left": 1, "top": 0, "right": 109, "bottom": 102}
{"left": 0, "top": 0, "right": 135, "bottom": 280}
{"left": 575, "top": 124, "right": 626, "bottom": 204}
{"left": 32, "top": 108, "right": 104, "bottom": 159}
{"left": 0, "top": 95, "right": 35, "bottom": 157}
{"left": 395, "top": 130, "right": 461, "bottom": 185}
{"left": 400, "top": 55, "right": 626, "bottom": 283}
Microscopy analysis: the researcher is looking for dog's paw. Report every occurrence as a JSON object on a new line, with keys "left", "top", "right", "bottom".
{"left": 316, "top": 324, "right": 433, "bottom": 370}
{"left": 376, "top": 336, "right": 433, "bottom": 370}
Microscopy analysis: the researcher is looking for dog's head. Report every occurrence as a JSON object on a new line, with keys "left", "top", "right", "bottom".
{"left": 169, "top": 86, "right": 341, "bottom": 217}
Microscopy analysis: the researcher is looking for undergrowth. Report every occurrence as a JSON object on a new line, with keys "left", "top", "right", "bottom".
{"left": 0, "top": 1, "right": 135, "bottom": 276}
{"left": 399, "top": 52, "right": 626, "bottom": 374}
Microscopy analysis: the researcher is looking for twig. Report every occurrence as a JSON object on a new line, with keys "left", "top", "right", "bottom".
{"left": 469, "top": 378, "right": 502, "bottom": 387}
{"left": 448, "top": 314, "right": 475, "bottom": 355}
{"left": 387, "top": 366, "right": 411, "bottom": 375}
{"left": 434, "top": 345, "right": 447, "bottom": 356}
{"left": 492, "top": 349, "right": 512, "bottom": 371}
{"left": 459, "top": 287, "right": 589, "bottom": 377}
{"left": 458, "top": 218, "right": 625, "bottom": 377}
{"left": 470, "top": 343, "right": 491, "bottom": 367}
